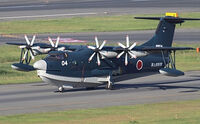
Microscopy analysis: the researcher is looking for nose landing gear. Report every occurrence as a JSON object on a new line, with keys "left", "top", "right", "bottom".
{"left": 58, "top": 86, "right": 64, "bottom": 92}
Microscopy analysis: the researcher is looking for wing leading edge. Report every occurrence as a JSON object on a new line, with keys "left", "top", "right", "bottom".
{"left": 139, "top": 47, "right": 194, "bottom": 51}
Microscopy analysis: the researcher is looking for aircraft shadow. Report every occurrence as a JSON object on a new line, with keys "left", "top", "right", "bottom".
{"left": 114, "top": 78, "right": 200, "bottom": 92}
{"left": 54, "top": 87, "right": 105, "bottom": 93}
{"left": 53, "top": 78, "right": 200, "bottom": 93}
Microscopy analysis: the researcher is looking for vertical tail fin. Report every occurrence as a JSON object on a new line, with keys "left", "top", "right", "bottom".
{"left": 141, "top": 18, "right": 176, "bottom": 47}
{"left": 135, "top": 13, "right": 200, "bottom": 47}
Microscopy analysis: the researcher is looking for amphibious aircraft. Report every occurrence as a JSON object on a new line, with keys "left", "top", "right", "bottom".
{"left": 7, "top": 13, "right": 200, "bottom": 92}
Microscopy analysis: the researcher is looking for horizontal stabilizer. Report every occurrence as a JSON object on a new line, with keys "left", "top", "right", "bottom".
{"left": 135, "top": 17, "right": 200, "bottom": 24}
{"left": 135, "top": 16, "right": 200, "bottom": 21}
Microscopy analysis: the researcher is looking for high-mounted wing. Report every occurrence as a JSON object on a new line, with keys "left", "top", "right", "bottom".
{"left": 6, "top": 35, "right": 80, "bottom": 55}
{"left": 139, "top": 47, "right": 194, "bottom": 51}
{"left": 6, "top": 35, "right": 83, "bottom": 67}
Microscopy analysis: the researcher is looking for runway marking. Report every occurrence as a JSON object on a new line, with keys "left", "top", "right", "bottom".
{"left": 1, "top": 34, "right": 21, "bottom": 39}
{"left": 0, "top": 5, "right": 47, "bottom": 9}
{"left": 0, "top": 12, "right": 97, "bottom": 20}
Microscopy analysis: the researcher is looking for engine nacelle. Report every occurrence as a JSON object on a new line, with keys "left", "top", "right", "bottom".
{"left": 100, "top": 51, "right": 118, "bottom": 59}
{"left": 130, "top": 51, "right": 148, "bottom": 58}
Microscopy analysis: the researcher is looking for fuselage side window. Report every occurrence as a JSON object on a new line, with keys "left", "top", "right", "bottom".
{"left": 45, "top": 53, "right": 65, "bottom": 61}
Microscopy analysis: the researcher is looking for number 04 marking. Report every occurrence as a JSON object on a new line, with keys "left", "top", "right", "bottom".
{"left": 61, "top": 60, "right": 68, "bottom": 66}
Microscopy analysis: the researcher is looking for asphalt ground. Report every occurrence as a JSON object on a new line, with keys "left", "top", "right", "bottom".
{"left": 1, "top": 29, "right": 200, "bottom": 45}
{"left": 0, "top": 0, "right": 199, "bottom": 45}
{"left": 0, "top": 0, "right": 200, "bottom": 116}
{"left": 0, "top": 0, "right": 199, "bottom": 20}
{"left": 0, "top": 71, "right": 200, "bottom": 115}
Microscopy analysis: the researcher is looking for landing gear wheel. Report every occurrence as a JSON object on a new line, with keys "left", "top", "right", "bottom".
{"left": 58, "top": 86, "right": 64, "bottom": 92}
{"left": 86, "top": 87, "right": 95, "bottom": 90}
{"left": 106, "top": 81, "right": 114, "bottom": 90}
{"left": 105, "top": 75, "right": 114, "bottom": 90}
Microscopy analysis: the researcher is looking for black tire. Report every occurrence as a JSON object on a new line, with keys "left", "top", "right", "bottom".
{"left": 58, "top": 87, "right": 64, "bottom": 92}
{"left": 86, "top": 87, "right": 95, "bottom": 90}
{"left": 105, "top": 83, "right": 114, "bottom": 90}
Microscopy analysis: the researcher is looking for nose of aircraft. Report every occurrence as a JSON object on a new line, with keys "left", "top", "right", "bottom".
{"left": 33, "top": 60, "right": 47, "bottom": 70}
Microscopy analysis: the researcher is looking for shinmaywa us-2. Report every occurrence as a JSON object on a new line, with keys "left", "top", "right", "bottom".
{"left": 7, "top": 13, "right": 200, "bottom": 92}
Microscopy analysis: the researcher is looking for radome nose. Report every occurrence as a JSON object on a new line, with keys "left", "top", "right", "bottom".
{"left": 33, "top": 60, "right": 47, "bottom": 70}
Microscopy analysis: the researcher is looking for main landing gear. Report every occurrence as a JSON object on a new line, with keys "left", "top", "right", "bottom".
{"left": 105, "top": 75, "right": 114, "bottom": 90}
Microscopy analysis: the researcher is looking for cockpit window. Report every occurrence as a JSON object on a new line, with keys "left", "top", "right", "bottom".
{"left": 45, "top": 53, "right": 65, "bottom": 61}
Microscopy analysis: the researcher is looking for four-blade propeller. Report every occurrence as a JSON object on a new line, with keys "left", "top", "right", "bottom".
{"left": 88, "top": 36, "right": 107, "bottom": 66}
{"left": 19, "top": 35, "right": 37, "bottom": 60}
{"left": 44, "top": 37, "right": 65, "bottom": 52}
{"left": 117, "top": 35, "right": 137, "bottom": 66}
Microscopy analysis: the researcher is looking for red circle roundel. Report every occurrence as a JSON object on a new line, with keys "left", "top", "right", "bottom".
{"left": 136, "top": 60, "right": 143, "bottom": 70}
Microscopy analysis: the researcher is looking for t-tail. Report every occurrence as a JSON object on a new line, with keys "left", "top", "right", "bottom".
{"left": 135, "top": 13, "right": 200, "bottom": 47}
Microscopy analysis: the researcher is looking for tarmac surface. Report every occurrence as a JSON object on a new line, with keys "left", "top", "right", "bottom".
{"left": 0, "top": 0, "right": 200, "bottom": 116}
{"left": 0, "top": 0, "right": 199, "bottom": 20}
{"left": 0, "top": 71, "right": 200, "bottom": 115}
{"left": 1, "top": 29, "right": 200, "bottom": 45}
{"left": 0, "top": 0, "right": 199, "bottom": 45}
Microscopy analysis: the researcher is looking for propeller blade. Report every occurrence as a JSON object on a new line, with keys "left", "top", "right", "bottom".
{"left": 117, "top": 51, "right": 125, "bottom": 58}
{"left": 99, "top": 40, "right": 106, "bottom": 50}
{"left": 31, "top": 46, "right": 40, "bottom": 50}
{"left": 89, "top": 36, "right": 106, "bottom": 65}
{"left": 57, "top": 47, "right": 65, "bottom": 51}
{"left": 24, "top": 35, "right": 30, "bottom": 45}
{"left": 88, "top": 46, "right": 96, "bottom": 50}
{"left": 88, "top": 52, "right": 96, "bottom": 62}
{"left": 23, "top": 50, "right": 28, "bottom": 60}
{"left": 29, "top": 50, "right": 35, "bottom": 60}
{"left": 128, "top": 51, "right": 137, "bottom": 59}
{"left": 19, "top": 45, "right": 26, "bottom": 49}
{"left": 44, "top": 48, "right": 51, "bottom": 52}
{"left": 118, "top": 42, "right": 126, "bottom": 49}
{"left": 126, "top": 35, "right": 129, "bottom": 47}
{"left": 125, "top": 53, "right": 128, "bottom": 66}
{"left": 95, "top": 36, "right": 99, "bottom": 48}
{"left": 55, "top": 36, "right": 60, "bottom": 48}
{"left": 97, "top": 53, "right": 101, "bottom": 66}
{"left": 30, "top": 35, "right": 36, "bottom": 46}
{"left": 48, "top": 37, "right": 54, "bottom": 47}
{"left": 129, "top": 42, "right": 137, "bottom": 50}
